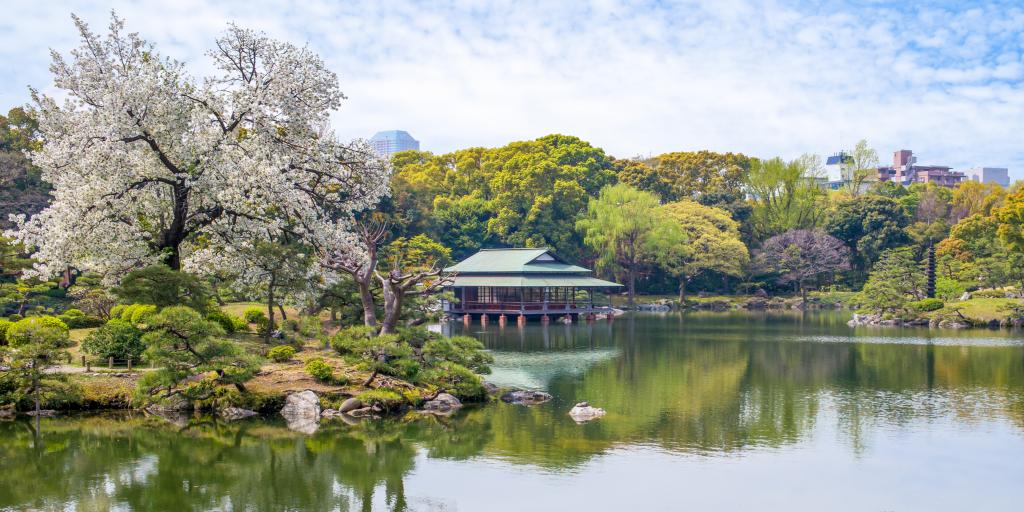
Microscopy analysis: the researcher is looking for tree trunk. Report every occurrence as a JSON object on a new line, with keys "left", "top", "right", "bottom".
{"left": 627, "top": 269, "right": 636, "bottom": 309}
{"left": 265, "top": 279, "right": 275, "bottom": 343}
{"left": 356, "top": 277, "right": 378, "bottom": 328}
{"left": 678, "top": 278, "right": 687, "bottom": 304}
{"left": 278, "top": 304, "right": 287, "bottom": 321}
{"left": 33, "top": 369, "right": 40, "bottom": 432}
{"left": 926, "top": 245, "right": 936, "bottom": 299}
{"left": 379, "top": 281, "right": 403, "bottom": 335}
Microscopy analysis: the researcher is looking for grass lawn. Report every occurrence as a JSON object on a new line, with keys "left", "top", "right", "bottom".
{"left": 933, "top": 297, "right": 1023, "bottom": 322}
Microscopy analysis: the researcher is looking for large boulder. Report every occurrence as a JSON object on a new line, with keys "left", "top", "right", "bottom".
{"left": 280, "top": 390, "right": 321, "bottom": 434}
{"left": 421, "top": 393, "right": 462, "bottom": 414}
{"left": 568, "top": 402, "right": 606, "bottom": 423}
{"left": 338, "top": 397, "right": 363, "bottom": 413}
{"left": 501, "top": 390, "right": 553, "bottom": 406}
{"left": 219, "top": 407, "right": 258, "bottom": 421}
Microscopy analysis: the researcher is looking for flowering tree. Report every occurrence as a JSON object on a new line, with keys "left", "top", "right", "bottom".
{"left": 755, "top": 229, "right": 851, "bottom": 302}
{"left": 7, "top": 14, "right": 389, "bottom": 279}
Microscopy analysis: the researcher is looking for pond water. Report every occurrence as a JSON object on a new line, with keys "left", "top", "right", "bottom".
{"left": 2, "top": 311, "right": 1024, "bottom": 511}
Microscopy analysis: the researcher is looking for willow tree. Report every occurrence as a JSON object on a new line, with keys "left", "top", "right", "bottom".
{"left": 7, "top": 14, "right": 389, "bottom": 279}
{"left": 746, "top": 156, "right": 827, "bottom": 239}
{"left": 658, "top": 200, "right": 749, "bottom": 303}
{"left": 577, "top": 184, "right": 668, "bottom": 308}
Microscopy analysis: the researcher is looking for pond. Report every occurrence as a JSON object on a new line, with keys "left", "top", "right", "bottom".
{"left": 2, "top": 311, "right": 1023, "bottom": 511}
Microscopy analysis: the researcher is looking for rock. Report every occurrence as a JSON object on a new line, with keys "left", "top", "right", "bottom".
{"left": 501, "top": 390, "right": 553, "bottom": 406}
{"left": 219, "top": 407, "right": 258, "bottom": 421}
{"left": 146, "top": 395, "right": 192, "bottom": 413}
{"left": 754, "top": 288, "right": 769, "bottom": 298}
{"left": 960, "top": 292, "right": 972, "bottom": 301}
{"left": 483, "top": 382, "right": 500, "bottom": 396}
{"left": 25, "top": 409, "right": 58, "bottom": 417}
{"left": 348, "top": 406, "right": 378, "bottom": 418}
{"left": 338, "top": 397, "right": 363, "bottom": 413}
{"left": 422, "top": 393, "right": 462, "bottom": 414}
{"left": 939, "top": 319, "right": 970, "bottom": 329}
{"left": 320, "top": 408, "right": 343, "bottom": 419}
{"left": 743, "top": 298, "right": 768, "bottom": 310}
{"left": 568, "top": 402, "right": 606, "bottom": 423}
{"left": 848, "top": 313, "right": 883, "bottom": 327}
{"left": 280, "top": 390, "right": 321, "bottom": 434}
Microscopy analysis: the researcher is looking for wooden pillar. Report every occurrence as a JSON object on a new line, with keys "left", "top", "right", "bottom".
{"left": 586, "top": 313, "right": 595, "bottom": 323}
{"left": 541, "top": 315, "right": 550, "bottom": 324}
{"left": 463, "top": 314, "right": 471, "bottom": 326}
{"left": 108, "top": 357, "right": 113, "bottom": 369}
{"left": 517, "top": 314, "right": 526, "bottom": 327}
{"left": 480, "top": 314, "right": 488, "bottom": 326}
{"left": 499, "top": 314, "right": 507, "bottom": 327}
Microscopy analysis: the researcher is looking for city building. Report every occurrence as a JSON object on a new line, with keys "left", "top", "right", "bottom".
{"left": 962, "top": 167, "right": 1010, "bottom": 187}
{"left": 880, "top": 149, "right": 965, "bottom": 187}
{"left": 369, "top": 130, "right": 420, "bottom": 157}
{"left": 824, "top": 152, "right": 851, "bottom": 184}
{"left": 442, "top": 248, "right": 621, "bottom": 323}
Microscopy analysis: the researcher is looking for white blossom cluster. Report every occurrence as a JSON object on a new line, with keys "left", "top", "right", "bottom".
{"left": 6, "top": 13, "right": 390, "bottom": 281}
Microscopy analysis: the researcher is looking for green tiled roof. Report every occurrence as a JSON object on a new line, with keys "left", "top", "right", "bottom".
{"left": 449, "top": 275, "right": 622, "bottom": 288}
{"left": 444, "top": 248, "right": 591, "bottom": 274}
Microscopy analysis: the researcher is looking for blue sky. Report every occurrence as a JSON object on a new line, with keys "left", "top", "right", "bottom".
{"left": 2, "top": 0, "right": 1022, "bottom": 176}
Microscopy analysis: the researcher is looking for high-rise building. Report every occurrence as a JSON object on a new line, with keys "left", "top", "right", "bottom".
{"left": 883, "top": 149, "right": 964, "bottom": 187}
{"left": 369, "top": 130, "right": 420, "bottom": 157}
{"left": 962, "top": 167, "right": 1010, "bottom": 187}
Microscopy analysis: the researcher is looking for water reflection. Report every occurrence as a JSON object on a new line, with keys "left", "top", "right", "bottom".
{"left": 2, "top": 312, "right": 1023, "bottom": 511}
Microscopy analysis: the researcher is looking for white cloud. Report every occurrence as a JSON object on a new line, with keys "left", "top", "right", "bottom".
{"left": 1, "top": 0, "right": 1022, "bottom": 176}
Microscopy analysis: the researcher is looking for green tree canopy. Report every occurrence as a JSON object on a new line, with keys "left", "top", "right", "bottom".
{"left": 658, "top": 200, "right": 749, "bottom": 302}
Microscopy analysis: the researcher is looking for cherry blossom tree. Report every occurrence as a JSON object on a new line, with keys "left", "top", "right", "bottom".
{"left": 755, "top": 229, "right": 851, "bottom": 302}
{"left": 7, "top": 13, "right": 389, "bottom": 279}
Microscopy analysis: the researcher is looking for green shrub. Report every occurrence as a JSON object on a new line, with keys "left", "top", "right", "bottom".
{"left": 81, "top": 319, "right": 145, "bottom": 361}
{"left": 231, "top": 316, "right": 249, "bottom": 332}
{"left": 355, "top": 388, "right": 406, "bottom": 412}
{"left": 283, "top": 318, "right": 300, "bottom": 332}
{"left": 243, "top": 308, "right": 267, "bottom": 324}
{"left": 58, "top": 309, "right": 104, "bottom": 328}
{"left": 298, "top": 315, "right": 321, "bottom": 338}
{"left": 7, "top": 313, "right": 23, "bottom": 322}
{"left": 267, "top": 345, "right": 296, "bottom": 362}
{"left": 0, "top": 319, "right": 11, "bottom": 346}
{"left": 909, "top": 298, "right": 944, "bottom": 312}
{"left": 112, "top": 264, "right": 211, "bottom": 312}
{"left": 109, "top": 305, "right": 126, "bottom": 319}
{"left": 5, "top": 316, "right": 71, "bottom": 348}
{"left": 972, "top": 288, "right": 1008, "bottom": 299}
{"left": 329, "top": 325, "right": 377, "bottom": 355}
{"left": 304, "top": 358, "right": 335, "bottom": 383}
{"left": 423, "top": 335, "right": 493, "bottom": 374}
{"left": 935, "top": 278, "right": 965, "bottom": 302}
{"left": 206, "top": 309, "right": 239, "bottom": 334}
{"left": 423, "top": 362, "right": 486, "bottom": 401}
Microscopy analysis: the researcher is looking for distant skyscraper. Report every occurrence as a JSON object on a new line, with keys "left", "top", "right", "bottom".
{"left": 369, "top": 130, "right": 420, "bottom": 157}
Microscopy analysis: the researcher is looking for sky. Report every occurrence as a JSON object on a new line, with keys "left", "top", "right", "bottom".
{"left": 1, "top": 0, "right": 1022, "bottom": 176}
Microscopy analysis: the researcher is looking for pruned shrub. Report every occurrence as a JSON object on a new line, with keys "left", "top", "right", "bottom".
{"left": 423, "top": 362, "right": 486, "bottom": 401}
{"left": 304, "top": 358, "right": 335, "bottom": 383}
{"left": 356, "top": 388, "right": 406, "bottom": 412}
{"left": 935, "top": 278, "right": 965, "bottom": 302}
{"left": 267, "top": 345, "right": 296, "bottom": 363}
{"left": 909, "top": 298, "right": 944, "bottom": 312}
{"left": 58, "top": 308, "right": 104, "bottom": 328}
{"left": 5, "top": 316, "right": 71, "bottom": 348}
{"left": 206, "top": 309, "right": 239, "bottom": 334}
{"left": 972, "top": 288, "right": 1008, "bottom": 299}
{"left": 423, "top": 335, "right": 493, "bottom": 374}
{"left": 243, "top": 307, "right": 267, "bottom": 324}
{"left": 109, "top": 305, "right": 126, "bottom": 320}
{"left": 81, "top": 319, "right": 145, "bottom": 361}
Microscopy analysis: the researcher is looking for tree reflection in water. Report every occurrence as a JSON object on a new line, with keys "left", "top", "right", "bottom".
{"left": 1, "top": 312, "right": 1022, "bottom": 510}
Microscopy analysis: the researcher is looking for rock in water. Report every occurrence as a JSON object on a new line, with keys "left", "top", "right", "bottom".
{"left": 422, "top": 393, "right": 462, "bottom": 414}
{"left": 568, "top": 402, "right": 606, "bottom": 423}
{"left": 338, "top": 397, "right": 363, "bottom": 413}
{"left": 281, "top": 390, "right": 321, "bottom": 434}
{"left": 219, "top": 407, "right": 257, "bottom": 421}
{"left": 501, "top": 390, "right": 553, "bottom": 406}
